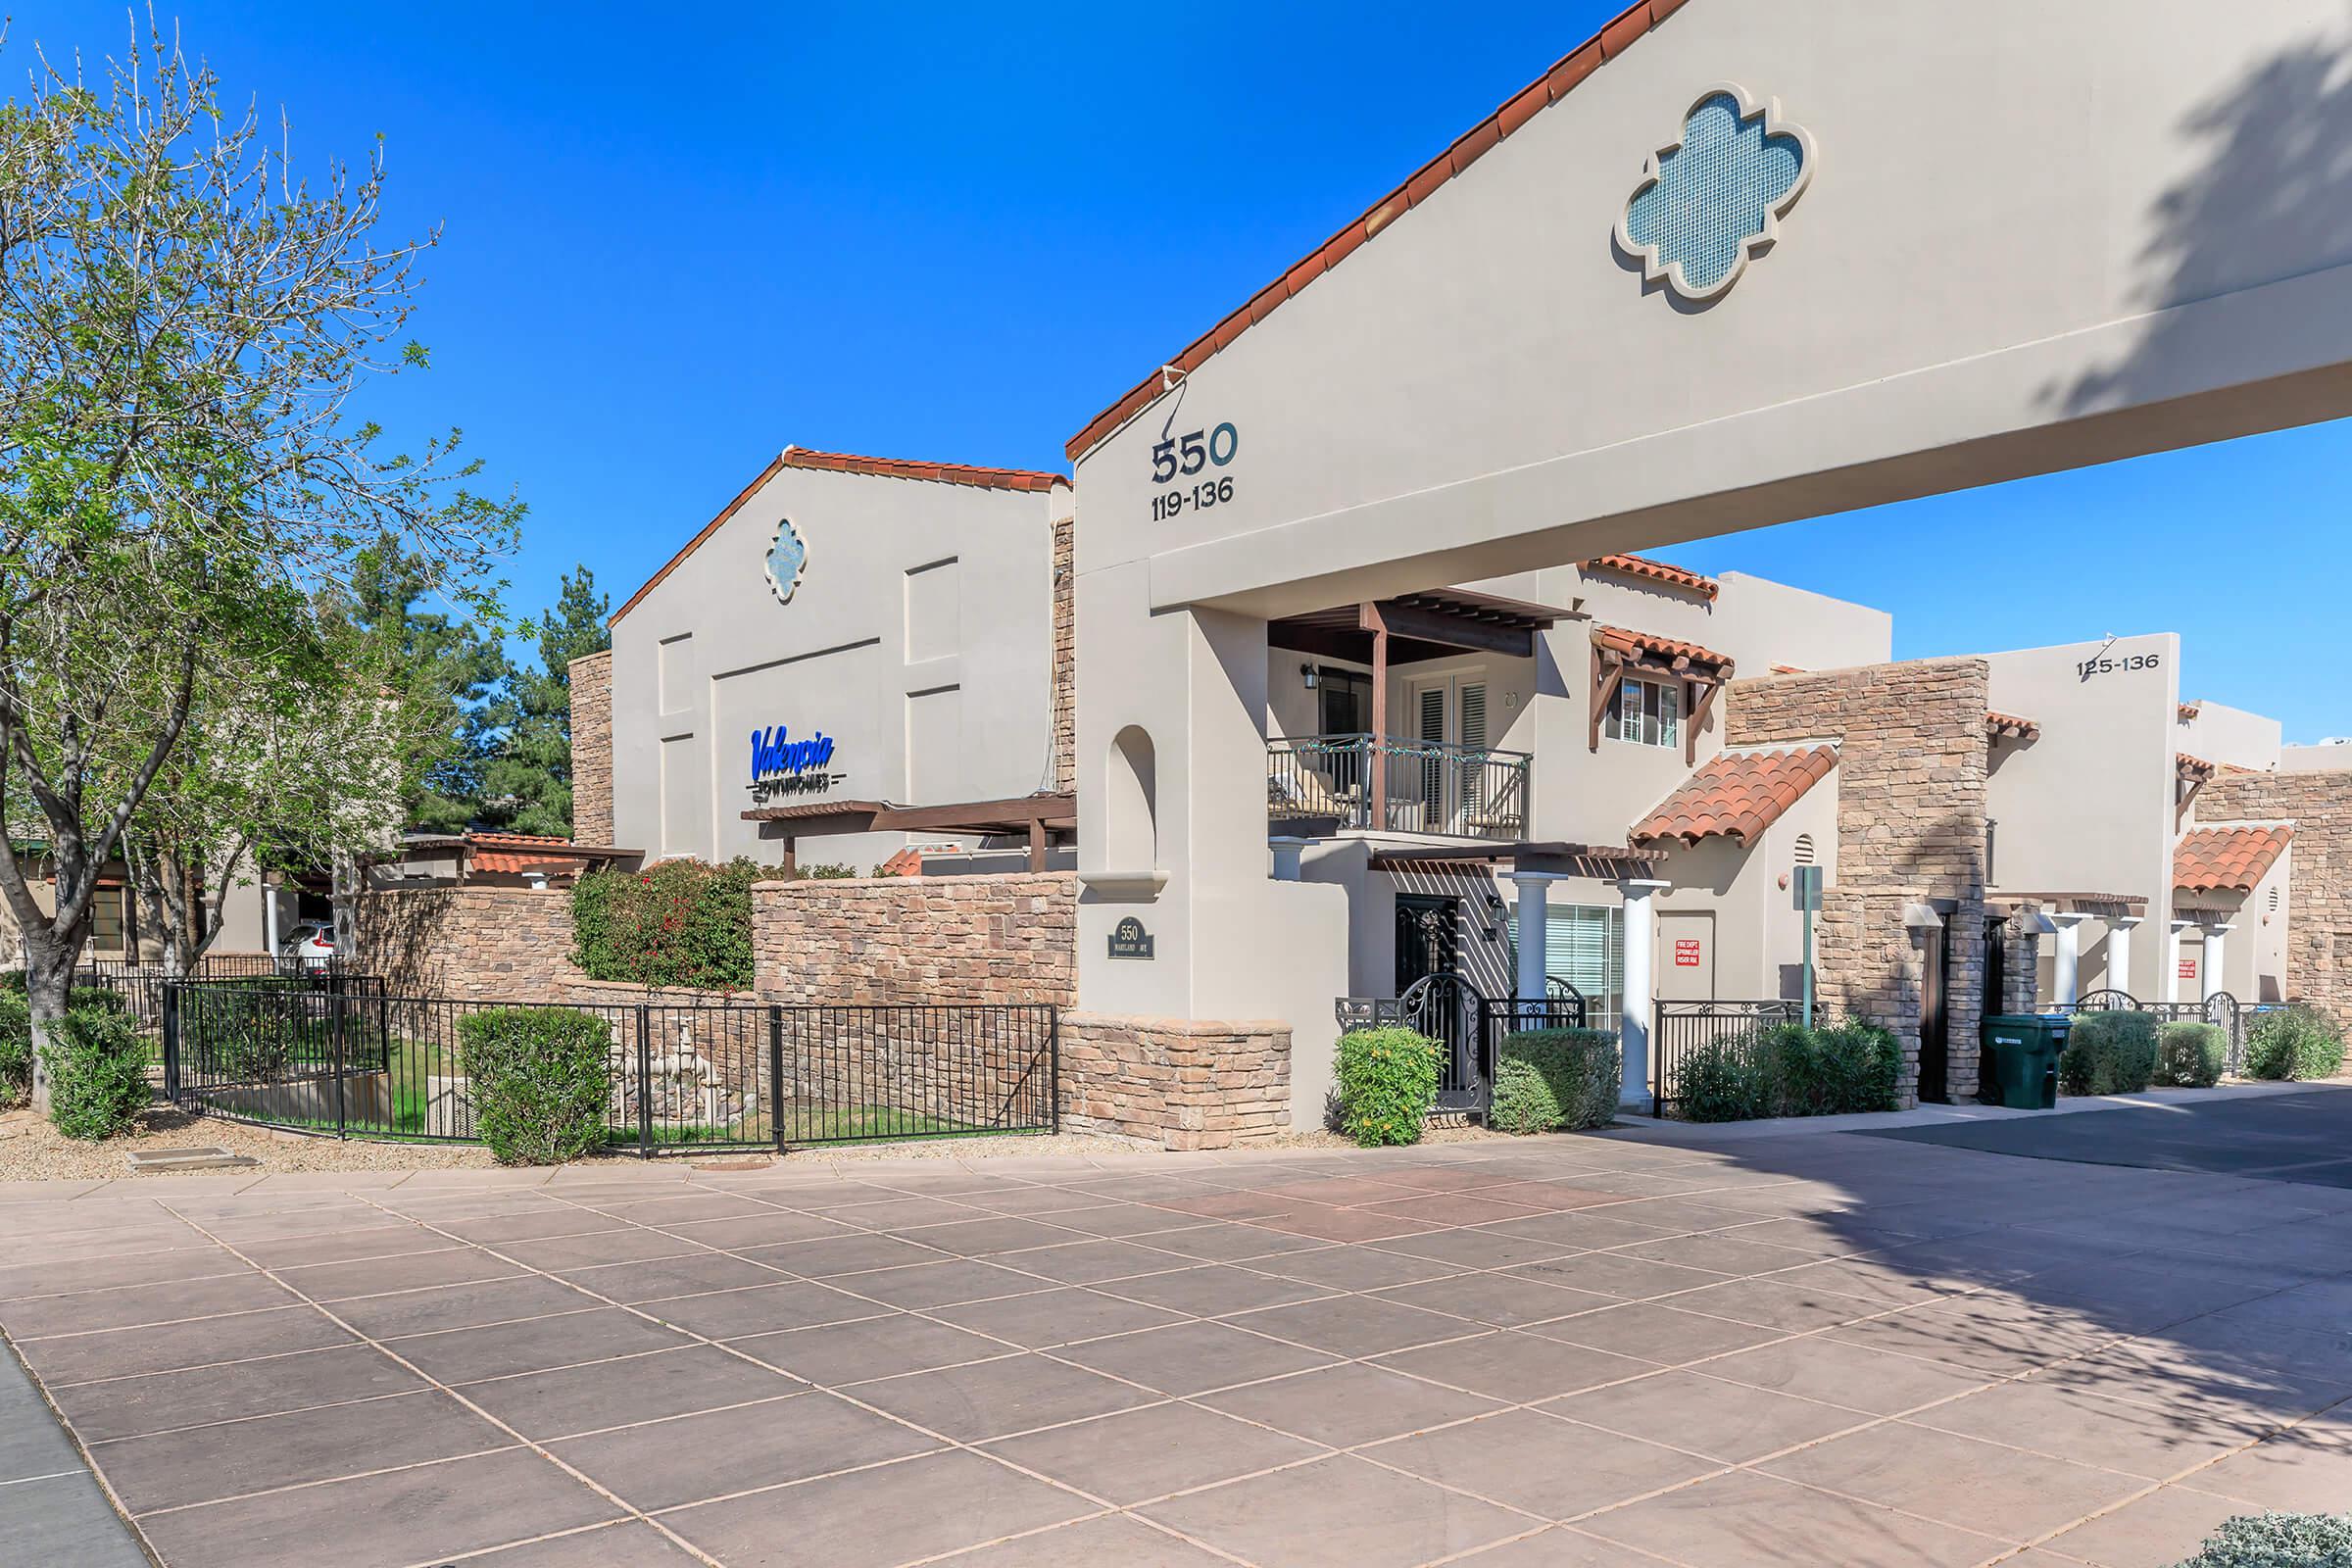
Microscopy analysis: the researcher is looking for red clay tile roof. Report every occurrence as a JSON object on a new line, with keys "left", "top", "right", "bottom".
{"left": 467, "top": 834, "right": 629, "bottom": 875}
{"left": 1593, "top": 624, "right": 1734, "bottom": 673}
{"left": 1063, "top": 0, "right": 1687, "bottom": 461}
{"left": 1633, "top": 745, "right": 1838, "bottom": 848}
{"left": 1769, "top": 664, "right": 1805, "bottom": 675}
{"left": 1585, "top": 554, "right": 1720, "bottom": 600}
{"left": 2174, "top": 825, "right": 2291, "bottom": 894}
{"left": 1986, "top": 710, "right": 2040, "bottom": 741}
{"left": 2178, "top": 752, "right": 2217, "bottom": 781}
{"left": 2178, "top": 703, "right": 2201, "bottom": 722}
{"left": 612, "top": 447, "right": 1068, "bottom": 626}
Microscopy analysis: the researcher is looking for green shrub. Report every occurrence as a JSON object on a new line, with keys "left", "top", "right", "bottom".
{"left": 2059, "top": 1009, "right": 2160, "bottom": 1096}
{"left": 2244, "top": 1004, "right": 2346, "bottom": 1082}
{"left": 68, "top": 986, "right": 126, "bottom": 1015}
{"left": 184, "top": 986, "right": 387, "bottom": 1082}
{"left": 1334, "top": 1027, "right": 1442, "bottom": 1147}
{"left": 0, "top": 992, "right": 30, "bottom": 1109}
{"left": 40, "top": 1009, "right": 152, "bottom": 1141}
{"left": 2173, "top": 1511, "right": 2352, "bottom": 1567}
{"left": 571, "top": 858, "right": 769, "bottom": 990}
{"left": 460, "top": 1006, "right": 613, "bottom": 1165}
{"left": 1679, "top": 1033, "right": 1775, "bottom": 1123}
{"left": 2156, "top": 1021, "right": 2229, "bottom": 1088}
{"left": 1673, "top": 1018, "right": 1901, "bottom": 1122}
{"left": 1489, "top": 1028, "right": 1620, "bottom": 1135}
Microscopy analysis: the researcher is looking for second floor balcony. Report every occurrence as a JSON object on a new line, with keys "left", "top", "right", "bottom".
{"left": 1269, "top": 733, "right": 1531, "bottom": 842}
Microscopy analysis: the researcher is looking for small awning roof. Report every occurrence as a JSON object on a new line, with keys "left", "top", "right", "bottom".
{"left": 1367, "top": 841, "right": 1663, "bottom": 879}
{"left": 1270, "top": 588, "right": 1572, "bottom": 666}
{"left": 743, "top": 793, "right": 1075, "bottom": 836}
{"left": 1592, "top": 624, "right": 1734, "bottom": 676}
{"left": 2175, "top": 825, "right": 2292, "bottom": 895}
{"left": 1986, "top": 710, "right": 2040, "bottom": 741}
{"left": 1985, "top": 890, "right": 2151, "bottom": 914}
{"left": 1633, "top": 746, "right": 1837, "bottom": 849}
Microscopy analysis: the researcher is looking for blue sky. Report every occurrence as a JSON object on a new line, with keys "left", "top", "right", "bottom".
{"left": 14, "top": 3, "right": 2350, "bottom": 739}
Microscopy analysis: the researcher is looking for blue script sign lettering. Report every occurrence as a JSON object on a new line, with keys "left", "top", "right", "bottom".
{"left": 749, "top": 726, "right": 837, "bottom": 784}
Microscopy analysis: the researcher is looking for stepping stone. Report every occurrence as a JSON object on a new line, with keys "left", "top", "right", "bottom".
{"left": 125, "top": 1147, "right": 259, "bottom": 1172}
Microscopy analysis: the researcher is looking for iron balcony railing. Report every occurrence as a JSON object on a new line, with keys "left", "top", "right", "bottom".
{"left": 1268, "top": 732, "right": 1530, "bottom": 842}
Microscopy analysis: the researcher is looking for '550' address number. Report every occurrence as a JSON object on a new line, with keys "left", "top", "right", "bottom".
{"left": 1151, "top": 421, "right": 1239, "bottom": 484}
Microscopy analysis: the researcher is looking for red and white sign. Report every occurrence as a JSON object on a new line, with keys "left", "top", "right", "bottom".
{"left": 1674, "top": 938, "right": 1703, "bottom": 968}
{"left": 2178, "top": 957, "right": 2198, "bottom": 980}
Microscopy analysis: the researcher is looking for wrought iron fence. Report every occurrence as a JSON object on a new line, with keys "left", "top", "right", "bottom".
{"left": 162, "top": 983, "right": 1058, "bottom": 1155}
{"left": 1336, "top": 977, "right": 1592, "bottom": 1115}
{"left": 1268, "top": 733, "right": 1529, "bottom": 841}
{"left": 2053, "top": 989, "right": 2248, "bottom": 1075}
{"left": 67, "top": 956, "right": 373, "bottom": 1035}
{"left": 1651, "top": 999, "right": 1803, "bottom": 1113}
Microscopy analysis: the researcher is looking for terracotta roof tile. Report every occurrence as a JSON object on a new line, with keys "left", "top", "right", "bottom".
{"left": 2178, "top": 703, "right": 2201, "bottom": 722}
{"left": 1064, "top": 0, "right": 1682, "bottom": 461}
{"left": 1593, "top": 624, "right": 1734, "bottom": 673}
{"left": 1633, "top": 745, "right": 1838, "bottom": 848}
{"left": 612, "top": 446, "right": 1067, "bottom": 626}
{"left": 465, "top": 833, "right": 635, "bottom": 876}
{"left": 2178, "top": 752, "right": 2217, "bottom": 781}
{"left": 2174, "top": 825, "right": 2291, "bottom": 895}
{"left": 1986, "top": 710, "right": 2040, "bottom": 740}
{"left": 1585, "top": 554, "right": 1720, "bottom": 600}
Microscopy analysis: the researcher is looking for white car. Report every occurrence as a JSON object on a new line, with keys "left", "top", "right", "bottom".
{"left": 283, "top": 925, "right": 336, "bottom": 970}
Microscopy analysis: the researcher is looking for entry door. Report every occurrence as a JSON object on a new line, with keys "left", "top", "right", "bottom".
{"left": 1395, "top": 896, "right": 1458, "bottom": 991}
{"left": 1919, "top": 914, "right": 1953, "bottom": 1103}
{"left": 1655, "top": 910, "right": 1717, "bottom": 1003}
{"left": 1402, "top": 675, "right": 1489, "bottom": 834}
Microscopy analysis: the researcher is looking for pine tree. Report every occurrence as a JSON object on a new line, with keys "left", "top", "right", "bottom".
{"left": 478, "top": 568, "right": 610, "bottom": 837}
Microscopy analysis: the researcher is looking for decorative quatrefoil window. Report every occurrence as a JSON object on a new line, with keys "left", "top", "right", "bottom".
{"left": 764, "top": 514, "right": 807, "bottom": 606}
{"left": 1617, "top": 83, "right": 1813, "bottom": 303}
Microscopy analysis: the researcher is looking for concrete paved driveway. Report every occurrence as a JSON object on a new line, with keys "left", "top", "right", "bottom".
{"left": 4, "top": 1120, "right": 2352, "bottom": 1568}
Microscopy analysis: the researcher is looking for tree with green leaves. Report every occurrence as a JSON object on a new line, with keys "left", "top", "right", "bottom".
{"left": 477, "top": 566, "right": 609, "bottom": 837}
{"left": 0, "top": 29, "right": 517, "bottom": 1106}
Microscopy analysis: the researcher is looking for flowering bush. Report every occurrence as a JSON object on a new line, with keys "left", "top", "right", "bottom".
{"left": 570, "top": 858, "right": 768, "bottom": 991}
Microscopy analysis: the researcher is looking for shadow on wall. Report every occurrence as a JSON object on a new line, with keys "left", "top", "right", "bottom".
{"left": 2055, "top": 12, "right": 2352, "bottom": 416}
{"left": 352, "top": 889, "right": 455, "bottom": 997}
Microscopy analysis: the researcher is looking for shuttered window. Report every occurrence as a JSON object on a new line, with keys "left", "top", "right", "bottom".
{"left": 1506, "top": 903, "right": 1626, "bottom": 1031}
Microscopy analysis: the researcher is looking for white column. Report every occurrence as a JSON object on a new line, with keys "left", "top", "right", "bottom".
{"left": 1618, "top": 878, "right": 1671, "bottom": 1110}
{"left": 2108, "top": 916, "right": 2140, "bottom": 1000}
{"left": 264, "top": 878, "right": 280, "bottom": 956}
{"left": 2051, "top": 913, "right": 2088, "bottom": 1006}
{"left": 1267, "top": 837, "right": 1310, "bottom": 882}
{"left": 2169, "top": 920, "right": 2195, "bottom": 1003}
{"left": 2202, "top": 924, "right": 2231, "bottom": 1002}
{"left": 1509, "top": 872, "right": 1565, "bottom": 1004}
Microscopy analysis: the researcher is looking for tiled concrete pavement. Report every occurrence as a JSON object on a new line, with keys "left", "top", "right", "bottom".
{"left": 3, "top": 1125, "right": 2352, "bottom": 1568}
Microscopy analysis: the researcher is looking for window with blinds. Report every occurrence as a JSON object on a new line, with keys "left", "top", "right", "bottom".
{"left": 1603, "top": 676, "right": 1681, "bottom": 748}
{"left": 1505, "top": 903, "right": 1626, "bottom": 1031}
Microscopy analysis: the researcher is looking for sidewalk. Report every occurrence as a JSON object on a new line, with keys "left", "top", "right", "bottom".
{"left": 0, "top": 1322, "right": 150, "bottom": 1565}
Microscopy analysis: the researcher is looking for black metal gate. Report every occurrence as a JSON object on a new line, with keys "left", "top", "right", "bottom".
{"left": 1337, "top": 974, "right": 1591, "bottom": 1115}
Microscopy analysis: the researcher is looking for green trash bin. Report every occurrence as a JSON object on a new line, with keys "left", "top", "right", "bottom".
{"left": 1982, "top": 1014, "right": 2068, "bottom": 1109}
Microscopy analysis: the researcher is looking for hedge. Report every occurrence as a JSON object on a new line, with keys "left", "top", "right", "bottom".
{"left": 1334, "top": 1027, "right": 1442, "bottom": 1147}
{"left": 2, "top": 985, "right": 158, "bottom": 1114}
{"left": 40, "top": 1009, "right": 153, "bottom": 1141}
{"left": 2059, "top": 1010, "right": 2160, "bottom": 1096}
{"left": 459, "top": 1006, "right": 614, "bottom": 1165}
{"left": 2244, "top": 1004, "right": 2346, "bottom": 1082}
{"left": 571, "top": 858, "right": 764, "bottom": 991}
{"left": 2174, "top": 1511, "right": 2352, "bottom": 1567}
{"left": 2155, "top": 1020, "right": 2228, "bottom": 1088}
{"left": 1674, "top": 1019, "right": 1901, "bottom": 1123}
{"left": 1489, "top": 1028, "right": 1620, "bottom": 1135}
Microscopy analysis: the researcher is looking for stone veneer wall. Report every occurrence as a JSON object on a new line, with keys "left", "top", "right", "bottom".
{"left": 568, "top": 649, "right": 614, "bottom": 847}
{"left": 355, "top": 887, "right": 587, "bottom": 1001}
{"left": 2201, "top": 768, "right": 2352, "bottom": 1015}
{"left": 1059, "top": 1013, "right": 1292, "bottom": 1150}
{"left": 1050, "top": 509, "right": 1074, "bottom": 793}
{"left": 752, "top": 872, "right": 1076, "bottom": 1005}
{"left": 1727, "top": 659, "right": 1994, "bottom": 1104}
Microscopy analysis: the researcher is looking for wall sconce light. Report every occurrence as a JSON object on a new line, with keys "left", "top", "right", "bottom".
{"left": 1484, "top": 893, "right": 1506, "bottom": 914}
{"left": 1301, "top": 663, "right": 1318, "bottom": 691}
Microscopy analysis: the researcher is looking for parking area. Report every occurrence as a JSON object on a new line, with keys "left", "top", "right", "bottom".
{"left": 3, "top": 1119, "right": 2352, "bottom": 1568}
